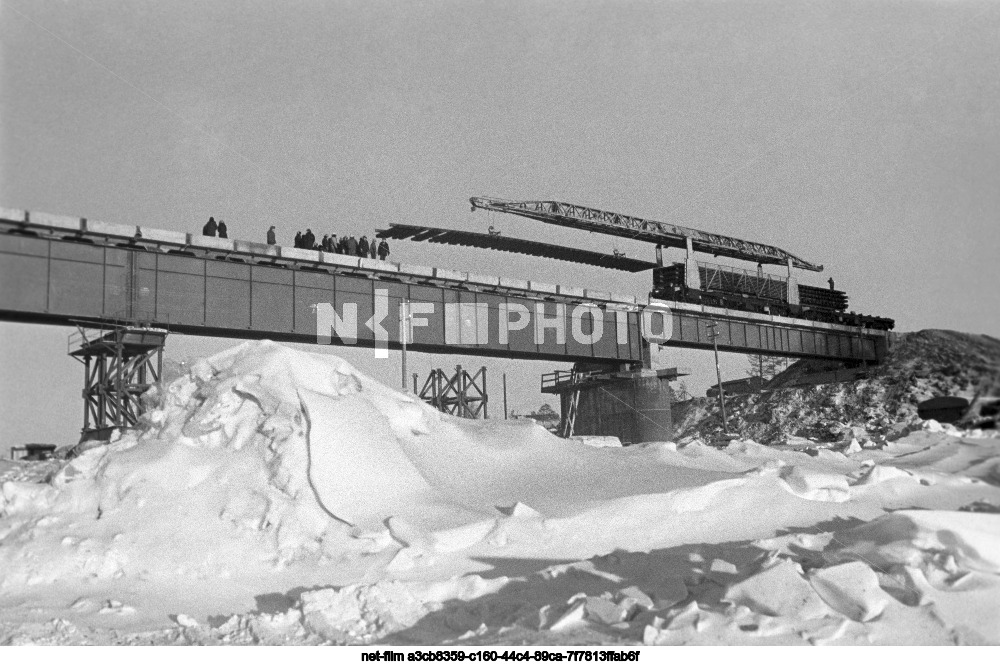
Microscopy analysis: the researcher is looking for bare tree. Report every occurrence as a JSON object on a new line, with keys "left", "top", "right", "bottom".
{"left": 745, "top": 353, "right": 788, "bottom": 387}
{"left": 672, "top": 381, "right": 692, "bottom": 401}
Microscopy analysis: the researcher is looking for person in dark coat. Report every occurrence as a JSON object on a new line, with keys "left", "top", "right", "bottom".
{"left": 303, "top": 229, "right": 315, "bottom": 250}
{"left": 346, "top": 236, "right": 358, "bottom": 256}
{"left": 328, "top": 234, "right": 338, "bottom": 253}
{"left": 294, "top": 231, "right": 302, "bottom": 248}
{"left": 377, "top": 239, "right": 390, "bottom": 261}
{"left": 203, "top": 216, "right": 218, "bottom": 236}
{"left": 321, "top": 234, "right": 330, "bottom": 251}
{"left": 267, "top": 226, "right": 277, "bottom": 245}
{"left": 369, "top": 240, "right": 377, "bottom": 259}
{"left": 358, "top": 236, "right": 370, "bottom": 258}
{"left": 217, "top": 219, "right": 228, "bottom": 238}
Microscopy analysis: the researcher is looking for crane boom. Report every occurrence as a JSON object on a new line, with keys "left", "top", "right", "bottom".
{"left": 470, "top": 196, "right": 823, "bottom": 272}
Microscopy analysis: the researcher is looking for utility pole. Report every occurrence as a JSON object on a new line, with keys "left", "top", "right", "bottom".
{"left": 400, "top": 300, "right": 410, "bottom": 391}
{"left": 706, "top": 321, "right": 728, "bottom": 434}
{"left": 502, "top": 372, "right": 508, "bottom": 419}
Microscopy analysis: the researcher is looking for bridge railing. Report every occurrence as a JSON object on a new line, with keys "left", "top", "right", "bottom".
{"left": 68, "top": 310, "right": 172, "bottom": 354}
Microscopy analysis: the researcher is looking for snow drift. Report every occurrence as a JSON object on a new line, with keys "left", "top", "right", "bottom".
{"left": 1, "top": 340, "right": 999, "bottom": 645}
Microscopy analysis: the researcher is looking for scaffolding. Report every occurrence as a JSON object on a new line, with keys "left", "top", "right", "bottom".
{"left": 417, "top": 365, "right": 488, "bottom": 419}
{"left": 68, "top": 324, "right": 167, "bottom": 440}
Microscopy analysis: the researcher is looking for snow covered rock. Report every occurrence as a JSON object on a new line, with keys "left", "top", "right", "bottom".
{"left": 723, "top": 560, "right": 830, "bottom": 620}
{"left": 778, "top": 466, "right": 851, "bottom": 502}
{"left": 809, "top": 562, "right": 894, "bottom": 622}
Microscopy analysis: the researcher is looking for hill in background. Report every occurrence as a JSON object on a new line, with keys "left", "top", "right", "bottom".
{"left": 673, "top": 329, "right": 1000, "bottom": 445}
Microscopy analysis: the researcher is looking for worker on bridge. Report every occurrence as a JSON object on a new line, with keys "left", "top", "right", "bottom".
{"left": 217, "top": 219, "right": 228, "bottom": 239}
{"left": 294, "top": 231, "right": 303, "bottom": 248}
{"left": 202, "top": 216, "right": 218, "bottom": 236}
{"left": 377, "top": 239, "right": 390, "bottom": 261}
{"left": 303, "top": 229, "right": 315, "bottom": 250}
{"left": 359, "top": 236, "right": 370, "bottom": 258}
{"left": 346, "top": 236, "right": 358, "bottom": 256}
{"left": 267, "top": 226, "right": 276, "bottom": 245}
{"left": 828, "top": 277, "right": 836, "bottom": 290}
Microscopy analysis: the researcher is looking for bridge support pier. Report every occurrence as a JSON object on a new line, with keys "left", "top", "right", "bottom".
{"left": 69, "top": 326, "right": 167, "bottom": 442}
{"left": 542, "top": 364, "right": 685, "bottom": 445}
{"left": 417, "top": 365, "right": 488, "bottom": 419}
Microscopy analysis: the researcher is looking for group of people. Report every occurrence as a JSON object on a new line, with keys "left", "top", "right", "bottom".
{"left": 203, "top": 218, "right": 391, "bottom": 262}
{"left": 292, "top": 229, "right": 390, "bottom": 261}
{"left": 201, "top": 216, "right": 228, "bottom": 238}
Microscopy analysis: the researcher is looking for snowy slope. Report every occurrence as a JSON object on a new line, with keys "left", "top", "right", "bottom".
{"left": 674, "top": 329, "right": 1000, "bottom": 444}
{"left": 1, "top": 340, "right": 999, "bottom": 645}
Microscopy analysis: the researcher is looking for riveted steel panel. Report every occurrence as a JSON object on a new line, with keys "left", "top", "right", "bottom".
{"left": 156, "top": 271, "right": 205, "bottom": 326}
{"left": 50, "top": 241, "right": 103, "bottom": 263}
{"left": 252, "top": 264, "right": 293, "bottom": 285}
{"left": 802, "top": 330, "right": 817, "bottom": 355}
{"left": 536, "top": 301, "right": 567, "bottom": 356}
{"left": 206, "top": 261, "right": 250, "bottom": 280}
{"left": 478, "top": 293, "right": 506, "bottom": 352}
{"left": 628, "top": 311, "right": 642, "bottom": 360}
{"left": 158, "top": 253, "right": 203, "bottom": 276}
{"left": 334, "top": 286, "right": 374, "bottom": 343}
{"left": 336, "top": 275, "right": 373, "bottom": 296}
{"left": 49, "top": 260, "right": 104, "bottom": 317}
{"left": 0, "top": 234, "right": 49, "bottom": 257}
{"left": 0, "top": 253, "right": 47, "bottom": 312}
{"left": 294, "top": 270, "right": 333, "bottom": 290}
{"left": 731, "top": 322, "right": 747, "bottom": 347}
{"left": 566, "top": 304, "right": 598, "bottom": 359}
{"left": 294, "top": 286, "right": 333, "bottom": 338}
{"left": 251, "top": 282, "right": 294, "bottom": 333}
{"left": 206, "top": 277, "right": 250, "bottom": 329}
{"left": 408, "top": 290, "right": 446, "bottom": 348}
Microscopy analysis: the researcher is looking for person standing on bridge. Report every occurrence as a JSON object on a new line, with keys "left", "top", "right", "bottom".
{"left": 267, "top": 226, "right": 277, "bottom": 245}
{"left": 358, "top": 236, "right": 370, "bottom": 258}
{"left": 346, "top": 235, "right": 358, "bottom": 256}
{"left": 328, "top": 234, "right": 338, "bottom": 253}
{"left": 217, "top": 219, "right": 228, "bottom": 239}
{"left": 203, "top": 216, "right": 218, "bottom": 237}
{"left": 828, "top": 277, "right": 836, "bottom": 290}
{"left": 369, "top": 238, "right": 377, "bottom": 259}
{"left": 294, "top": 231, "right": 302, "bottom": 248}
{"left": 321, "top": 234, "right": 330, "bottom": 251}
{"left": 303, "top": 229, "right": 315, "bottom": 250}
{"left": 377, "top": 239, "right": 390, "bottom": 261}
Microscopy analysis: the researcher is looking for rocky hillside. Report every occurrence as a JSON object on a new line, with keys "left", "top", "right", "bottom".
{"left": 673, "top": 329, "right": 1000, "bottom": 445}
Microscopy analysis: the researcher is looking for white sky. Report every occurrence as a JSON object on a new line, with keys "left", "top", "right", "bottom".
{"left": 2, "top": 0, "right": 998, "bottom": 451}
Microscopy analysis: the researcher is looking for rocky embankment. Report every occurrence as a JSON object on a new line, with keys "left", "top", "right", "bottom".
{"left": 673, "top": 329, "right": 1000, "bottom": 445}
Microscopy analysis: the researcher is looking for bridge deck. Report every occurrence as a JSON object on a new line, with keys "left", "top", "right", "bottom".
{"left": 0, "top": 209, "right": 888, "bottom": 363}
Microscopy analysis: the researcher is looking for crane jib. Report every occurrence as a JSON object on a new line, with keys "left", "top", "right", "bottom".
{"left": 470, "top": 196, "right": 823, "bottom": 272}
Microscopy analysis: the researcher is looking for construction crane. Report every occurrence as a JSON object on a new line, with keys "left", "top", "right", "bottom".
{"left": 469, "top": 196, "right": 823, "bottom": 272}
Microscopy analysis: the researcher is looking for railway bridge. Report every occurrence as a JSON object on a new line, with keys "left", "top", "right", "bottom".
{"left": 0, "top": 208, "right": 892, "bottom": 442}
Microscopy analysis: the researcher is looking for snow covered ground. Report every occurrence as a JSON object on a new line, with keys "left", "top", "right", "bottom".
{"left": 1, "top": 341, "right": 999, "bottom": 645}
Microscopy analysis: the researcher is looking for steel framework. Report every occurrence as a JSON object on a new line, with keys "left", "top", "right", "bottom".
{"left": 470, "top": 196, "right": 823, "bottom": 271}
{"left": 69, "top": 325, "right": 167, "bottom": 439}
{"left": 697, "top": 261, "right": 788, "bottom": 301}
{"left": 417, "top": 365, "right": 488, "bottom": 419}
